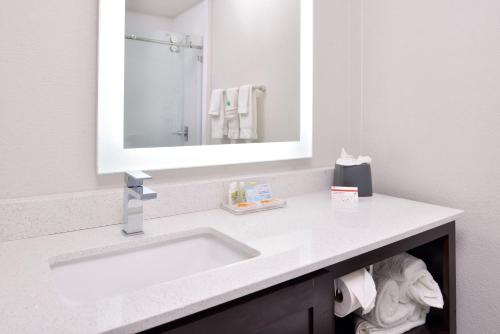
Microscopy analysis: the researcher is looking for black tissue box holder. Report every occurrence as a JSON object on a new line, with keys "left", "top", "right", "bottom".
{"left": 333, "top": 164, "right": 373, "bottom": 197}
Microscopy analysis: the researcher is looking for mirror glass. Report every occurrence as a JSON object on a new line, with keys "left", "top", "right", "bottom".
{"left": 123, "top": 0, "right": 300, "bottom": 149}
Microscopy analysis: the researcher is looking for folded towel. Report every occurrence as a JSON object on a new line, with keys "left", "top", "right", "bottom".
{"left": 360, "top": 276, "right": 414, "bottom": 328}
{"left": 355, "top": 314, "right": 426, "bottom": 334}
{"left": 208, "top": 89, "right": 224, "bottom": 116}
{"left": 225, "top": 87, "right": 240, "bottom": 139}
{"left": 208, "top": 89, "right": 226, "bottom": 139}
{"left": 373, "top": 253, "right": 444, "bottom": 309}
{"left": 356, "top": 305, "right": 429, "bottom": 334}
{"left": 238, "top": 85, "right": 258, "bottom": 140}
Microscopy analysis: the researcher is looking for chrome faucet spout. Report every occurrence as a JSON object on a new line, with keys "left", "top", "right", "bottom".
{"left": 123, "top": 171, "right": 157, "bottom": 236}
{"left": 127, "top": 186, "right": 157, "bottom": 201}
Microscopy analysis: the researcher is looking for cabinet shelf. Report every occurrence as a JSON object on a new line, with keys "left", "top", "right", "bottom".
{"left": 332, "top": 222, "right": 455, "bottom": 334}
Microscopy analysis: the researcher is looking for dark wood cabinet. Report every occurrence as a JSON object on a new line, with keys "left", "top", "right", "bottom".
{"left": 141, "top": 222, "right": 456, "bottom": 334}
{"left": 331, "top": 222, "right": 456, "bottom": 334}
{"left": 143, "top": 270, "right": 334, "bottom": 334}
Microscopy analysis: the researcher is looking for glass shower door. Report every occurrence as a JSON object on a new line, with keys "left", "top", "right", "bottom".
{"left": 124, "top": 35, "right": 191, "bottom": 149}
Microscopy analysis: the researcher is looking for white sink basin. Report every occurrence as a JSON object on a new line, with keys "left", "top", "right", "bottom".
{"left": 50, "top": 228, "right": 259, "bottom": 303}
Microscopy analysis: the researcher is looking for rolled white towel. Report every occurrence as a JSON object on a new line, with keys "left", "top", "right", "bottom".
{"left": 360, "top": 276, "right": 415, "bottom": 328}
{"left": 355, "top": 314, "right": 426, "bottom": 334}
{"left": 404, "top": 270, "right": 443, "bottom": 308}
{"left": 373, "top": 253, "right": 444, "bottom": 309}
{"left": 356, "top": 305, "right": 429, "bottom": 334}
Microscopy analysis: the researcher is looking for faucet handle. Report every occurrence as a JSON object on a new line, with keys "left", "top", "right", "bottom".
{"left": 125, "top": 171, "right": 152, "bottom": 187}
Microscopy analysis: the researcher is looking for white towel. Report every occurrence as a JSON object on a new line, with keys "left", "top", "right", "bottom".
{"left": 355, "top": 311, "right": 427, "bottom": 334}
{"left": 225, "top": 88, "right": 240, "bottom": 139}
{"left": 373, "top": 253, "right": 444, "bottom": 309}
{"left": 238, "top": 85, "right": 258, "bottom": 140}
{"left": 208, "top": 89, "right": 225, "bottom": 139}
{"left": 360, "top": 276, "right": 415, "bottom": 328}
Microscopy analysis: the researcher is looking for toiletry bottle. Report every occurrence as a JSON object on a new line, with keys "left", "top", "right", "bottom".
{"left": 228, "top": 182, "right": 239, "bottom": 206}
{"left": 238, "top": 182, "right": 247, "bottom": 203}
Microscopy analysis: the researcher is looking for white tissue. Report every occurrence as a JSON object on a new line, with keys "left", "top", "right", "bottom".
{"left": 335, "top": 269, "right": 377, "bottom": 318}
{"left": 336, "top": 148, "right": 372, "bottom": 166}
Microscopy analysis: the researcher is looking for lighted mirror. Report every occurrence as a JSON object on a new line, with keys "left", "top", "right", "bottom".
{"left": 98, "top": 0, "right": 313, "bottom": 173}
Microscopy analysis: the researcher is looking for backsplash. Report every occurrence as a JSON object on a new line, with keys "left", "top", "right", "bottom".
{"left": 0, "top": 168, "right": 333, "bottom": 242}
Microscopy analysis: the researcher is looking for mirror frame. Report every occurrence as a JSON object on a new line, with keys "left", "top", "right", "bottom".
{"left": 97, "top": 0, "right": 313, "bottom": 174}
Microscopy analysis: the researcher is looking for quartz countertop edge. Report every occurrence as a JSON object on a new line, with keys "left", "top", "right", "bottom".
{"left": 0, "top": 192, "right": 463, "bottom": 334}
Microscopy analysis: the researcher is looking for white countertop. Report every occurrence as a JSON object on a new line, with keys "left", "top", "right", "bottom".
{"left": 0, "top": 192, "right": 462, "bottom": 334}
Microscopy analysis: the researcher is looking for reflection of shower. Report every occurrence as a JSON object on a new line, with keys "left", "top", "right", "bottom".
{"left": 124, "top": 31, "right": 204, "bottom": 148}
{"left": 125, "top": 34, "right": 203, "bottom": 54}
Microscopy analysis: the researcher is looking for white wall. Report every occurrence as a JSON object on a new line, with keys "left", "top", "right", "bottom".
{"left": 125, "top": 11, "right": 173, "bottom": 38}
{"left": 355, "top": 0, "right": 500, "bottom": 332}
{"left": 172, "top": 0, "right": 208, "bottom": 36}
{"left": 209, "top": 0, "right": 301, "bottom": 144}
{"left": 0, "top": 0, "right": 351, "bottom": 199}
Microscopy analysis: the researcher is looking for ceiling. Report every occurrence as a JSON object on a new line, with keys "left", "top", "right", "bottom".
{"left": 126, "top": 0, "right": 204, "bottom": 18}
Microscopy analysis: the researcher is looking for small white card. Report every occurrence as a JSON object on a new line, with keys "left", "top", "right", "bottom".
{"left": 331, "top": 186, "right": 359, "bottom": 209}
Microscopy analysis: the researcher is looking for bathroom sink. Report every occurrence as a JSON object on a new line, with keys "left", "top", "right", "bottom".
{"left": 50, "top": 228, "right": 259, "bottom": 303}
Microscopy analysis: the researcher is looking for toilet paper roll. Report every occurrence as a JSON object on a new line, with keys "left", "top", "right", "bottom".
{"left": 334, "top": 268, "right": 377, "bottom": 318}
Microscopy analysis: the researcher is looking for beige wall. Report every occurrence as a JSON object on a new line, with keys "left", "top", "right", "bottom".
{"left": 357, "top": 0, "right": 500, "bottom": 332}
{"left": 0, "top": 0, "right": 352, "bottom": 199}
{"left": 209, "top": 0, "right": 300, "bottom": 143}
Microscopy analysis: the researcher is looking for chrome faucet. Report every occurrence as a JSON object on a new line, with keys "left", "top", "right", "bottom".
{"left": 123, "top": 171, "right": 157, "bottom": 236}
